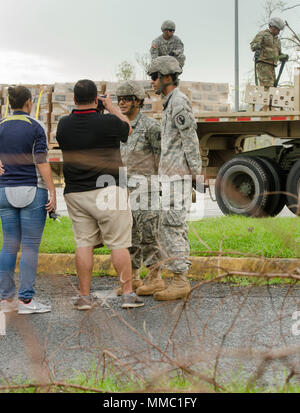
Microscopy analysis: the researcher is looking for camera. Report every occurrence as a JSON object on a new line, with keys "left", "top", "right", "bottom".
{"left": 97, "top": 95, "right": 106, "bottom": 112}
{"left": 49, "top": 210, "right": 59, "bottom": 220}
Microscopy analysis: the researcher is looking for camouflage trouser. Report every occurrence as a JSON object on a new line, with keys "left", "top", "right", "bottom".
{"left": 129, "top": 193, "right": 161, "bottom": 269}
{"left": 158, "top": 179, "right": 192, "bottom": 274}
{"left": 256, "top": 62, "right": 276, "bottom": 89}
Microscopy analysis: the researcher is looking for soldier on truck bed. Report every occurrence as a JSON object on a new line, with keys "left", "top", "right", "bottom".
{"left": 150, "top": 20, "right": 186, "bottom": 68}
{"left": 250, "top": 17, "right": 289, "bottom": 90}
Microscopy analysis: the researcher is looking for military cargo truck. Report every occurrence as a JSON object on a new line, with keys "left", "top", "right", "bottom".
{"left": 48, "top": 70, "right": 300, "bottom": 217}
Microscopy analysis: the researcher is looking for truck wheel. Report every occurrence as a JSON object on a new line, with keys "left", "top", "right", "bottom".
{"left": 286, "top": 160, "right": 300, "bottom": 216}
{"left": 256, "top": 157, "right": 286, "bottom": 217}
{"left": 215, "top": 157, "right": 270, "bottom": 217}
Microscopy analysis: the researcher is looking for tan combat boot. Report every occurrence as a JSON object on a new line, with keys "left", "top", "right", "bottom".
{"left": 115, "top": 269, "right": 143, "bottom": 296}
{"left": 136, "top": 267, "right": 165, "bottom": 296}
{"left": 153, "top": 272, "right": 191, "bottom": 301}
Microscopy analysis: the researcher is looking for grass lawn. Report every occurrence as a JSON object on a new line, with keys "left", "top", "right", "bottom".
{"left": 0, "top": 216, "right": 299, "bottom": 258}
{"left": 2, "top": 367, "right": 300, "bottom": 393}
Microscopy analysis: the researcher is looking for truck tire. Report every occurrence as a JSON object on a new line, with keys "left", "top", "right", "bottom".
{"left": 256, "top": 157, "right": 286, "bottom": 217}
{"left": 286, "top": 160, "right": 300, "bottom": 215}
{"left": 215, "top": 157, "right": 270, "bottom": 217}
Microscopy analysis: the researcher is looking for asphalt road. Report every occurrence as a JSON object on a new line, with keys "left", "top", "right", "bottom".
{"left": 56, "top": 187, "right": 295, "bottom": 220}
{"left": 1, "top": 274, "right": 300, "bottom": 388}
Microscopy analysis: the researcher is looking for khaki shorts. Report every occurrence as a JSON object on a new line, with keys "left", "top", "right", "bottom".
{"left": 64, "top": 186, "right": 132, "bottom": 250}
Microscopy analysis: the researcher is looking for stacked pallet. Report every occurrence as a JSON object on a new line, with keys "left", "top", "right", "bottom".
{"left": 105, "top": 80, "right": 230, "bottom": 114}
{"left": 180, "top": 81, "right": 231, "bottom": 113}
{"left": 49, "top": 83, "right": 75, "bottom": 146}
{"left": 49, "top": 82, "right": 107, "bottom": 147}
{"left": 0, "top": 80, "right": 230, "bottom": 148}
{"left": 0, "top": 85, "right": 52, "bottom": 138}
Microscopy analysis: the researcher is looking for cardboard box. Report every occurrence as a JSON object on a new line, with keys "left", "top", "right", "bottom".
{"left": 105, "top": 82, "right": 119, "bottom": 94}
{"left": 49, "top": 130, "right": 57, "bottom": 143}
{"left": 52, "top": 102, "right": 75, "bottom": 115}
{"left": 192, "top": 103, "right": 231, "bottom": 113}
{"left": 1, "top": 85, "right": 52, "bottom": 103}
{"left": 51, "top": 113, "right": 68, "bottom": 123}
{"left": 178, "top": 86, "right": 193, "bottom": 100}
{"left": 245, "top": 85, "right": 270, "bottom": 106}
{"left": 0, "top": 103, "right": 50, "bottom": 120}
{"left": 136, "top": 80, "right": 152, "bottom": 91}
{"left": 180, "top": 81, "right": 229, "bottom": 94}
{"left": 52, "top": 93, "right": 74, "bottom": 103}
{"left": 37, "top": 112, "right": 50, "bottom": 124}
{"left": 54, "top": 83, "right": 74, "bottom": 93}
{"left": 190, "top": 91, "right": 228, "bottom": 104}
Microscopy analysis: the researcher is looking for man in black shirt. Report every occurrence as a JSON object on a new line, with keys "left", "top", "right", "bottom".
{"left": 56, "top": 79, "right": 144, "bottom": 309}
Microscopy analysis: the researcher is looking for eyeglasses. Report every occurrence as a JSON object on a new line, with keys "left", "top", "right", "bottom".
{"left": 117, "top": 96, "right": 135, "bottom": 104}
{"left": 150, "top": 72, "right": 159, "bottom": 81}
{"left": 166, "top": 29, "right": 175, "bottom": 32}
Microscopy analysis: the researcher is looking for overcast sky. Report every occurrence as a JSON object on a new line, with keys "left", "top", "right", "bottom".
{"left": 0, "top": 0, "right": 300, "bottom": 87}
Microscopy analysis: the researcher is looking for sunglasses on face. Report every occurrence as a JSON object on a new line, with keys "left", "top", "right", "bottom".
{"left": 117, "top": 96, "right": 135, "bottom": 104}
{"left": 166, "top": 29, "right": 175, "bottom": 32}
{"left": 150, "top": 73, "right": 159, "bottom": 81}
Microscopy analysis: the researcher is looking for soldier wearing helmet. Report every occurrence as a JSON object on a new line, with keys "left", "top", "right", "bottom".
{"left": 115, "top": 81, "right": 164, "bottom": 297}
{"left": 147, "top": 56, "right": 202, "bottom": 301}
{"left": 250, "top": 17, "right": 288, "bottom": 89}
{"left": 150, "top": 20, "right": 186, "bottom": 68}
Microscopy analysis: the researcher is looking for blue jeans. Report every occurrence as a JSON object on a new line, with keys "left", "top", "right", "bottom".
{"left": 0, "top": 187, "right": 47, "bottom": 300}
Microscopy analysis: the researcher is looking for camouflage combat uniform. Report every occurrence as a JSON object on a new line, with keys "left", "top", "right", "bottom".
{"left": 120, "top": 112, "right": 161, "bottom": 270}
{"left": 150, "top": 35, "right": 186, "bottom": 68}
{"left": 159, "top": 88, "right": 202, "bottom": 274}
{"left": 250, "top": 29, "right": 282, "bottom": 88}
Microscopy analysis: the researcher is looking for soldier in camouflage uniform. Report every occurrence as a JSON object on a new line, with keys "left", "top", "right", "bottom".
{"left": 115, "top": 81, "right": 165, "bottom": 296}
{"left": 147, "top": 56, "right": 202, "bottom": 301}
{"left": 250, "top": 17, "right": 288, "bottom": 89}
{"left": 150, "top": 20, "right": 186, "bottom": 68}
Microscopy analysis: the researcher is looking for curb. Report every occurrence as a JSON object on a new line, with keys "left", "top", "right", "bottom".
{"left": 16, "top": 254, "right": 300, "bottom": 278}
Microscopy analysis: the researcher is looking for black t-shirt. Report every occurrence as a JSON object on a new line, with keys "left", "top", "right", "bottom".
{"left": 56, "top": 109, "right": 129, "bottom": 194}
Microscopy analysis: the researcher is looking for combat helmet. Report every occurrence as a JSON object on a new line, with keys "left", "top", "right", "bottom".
{"left": 147, "top": 56, "right": 182, "bottom": 77}
{"left": 269, "top": 17, "right": 285, "bottom": 30}
{"left": 161, "top": 20, "right": 176, "bottom": 31}
{"left": 116, "top": 81, "right": 146, "bottom": 100}
{"left": 147, "top": 56, "right": 182, "bottom": 95}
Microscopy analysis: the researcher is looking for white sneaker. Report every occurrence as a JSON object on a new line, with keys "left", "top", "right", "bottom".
{"left": 1, "top": 299, "right": 18, "bottom": 313}
{"left": 121, "top": 292, "right": 145, "bottom": 309}
{"left": 18, "top": 298, "right": 51, "bottom": 314}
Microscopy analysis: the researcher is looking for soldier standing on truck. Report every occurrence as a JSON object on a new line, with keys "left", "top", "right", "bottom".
{"left": 150, "top": 20, "right": 186, "bottom": 68}
{"left": 250, "top": 17, "right": 289, "bottom": 90}
{"left": 147, "top": 56, "right": 202, "bottom": 301}
{"left": 115, "top": 81, "right": 165, "bottom": 297}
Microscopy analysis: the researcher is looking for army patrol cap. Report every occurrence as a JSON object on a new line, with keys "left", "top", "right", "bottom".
{"left": 269, "top": 17, "right": 285, "bottom": 30}
{"left": 147, "top": 56, "right": 183, "bottom": 76}
{"left": 115, "top": 81, "right": 146, "bottom": 100}
{"left": 161, "top": 20, "right": 176, "bottom": 31}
